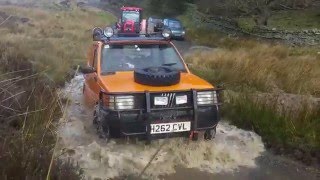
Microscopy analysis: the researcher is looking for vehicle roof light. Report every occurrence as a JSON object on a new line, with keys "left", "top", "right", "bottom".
{"left": 92, "top": 27, "right": 103, "bottom": 41}
{"left": 104, "top": 27, "right": 114, "bottom": 38}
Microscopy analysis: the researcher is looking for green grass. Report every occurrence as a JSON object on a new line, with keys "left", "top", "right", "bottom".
{"left": 269, "top": 9, "right": 320, "bottom": 30}
{"left": 237, "top": 17, "right": 256, "bottom": 32}
{"left": 237, "top": 9, "right": 320, "bottom": 31}
{"left": 0, "top": 43, "right": 83, "bottom": 179}
{"left": 184, "top": 15, "right": 320, "bottom": 163}
{"left": 224, "top": 92, "right": 320, "bottom": 163}
{"left": 186, "top": 44, "right": 320, "bottom": 95}
{"left": 0, "top": 5, "right": 116, "bottom": 85}
{"left": 186, "top": 43, "right": 320, "bottom": 163}
{"left": 97, "top": 11, "right": 116, "bottom": 23}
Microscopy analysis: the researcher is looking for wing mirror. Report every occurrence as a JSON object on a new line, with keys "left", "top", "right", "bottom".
{"left": 80, "top": 66, "right": 96, "bottom": 74}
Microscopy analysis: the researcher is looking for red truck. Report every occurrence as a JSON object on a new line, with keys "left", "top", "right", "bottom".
{"left": 116, "top": 7, "right": 147, "bottom": 35}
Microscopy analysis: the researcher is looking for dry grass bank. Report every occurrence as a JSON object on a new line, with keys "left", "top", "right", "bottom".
{"left": 0, "top": 4, "right": 115, "bottom": 179}
{"left": 0, "top": 5, "right": 115, "bottom": 84}
{"left": 178, "top": 1, "right": 320, "bottom": 164}
{"left": 185, "top": 39, "right": 320, "bottom": 165}
{"left": 186, "top": 43, "right": 320, "bottom": 96}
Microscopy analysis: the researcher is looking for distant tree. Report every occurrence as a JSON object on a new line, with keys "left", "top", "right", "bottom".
{"left": 281, "top": 0, "right": 313, "bottom": 8}
{"left": 148, "top": 0, "right": 164, "bottom": 16}
{"left": 232, "top": 0, "right": 278, "bottom": 26}
{"left": 195, "top": 0, "right": 313, "bottom": 27}
{"left": 147, "top": 0, "right": 194, "bottom": 16}
{"left": 195, "top": 0, "right": 239, "bottom": 16}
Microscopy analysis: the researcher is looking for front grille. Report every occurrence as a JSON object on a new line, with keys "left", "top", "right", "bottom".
{"left": 124, "top": 24, "right": 133, "bottom": 31}
{"left": 150, "top": 91, "right": 193, "bottom": 109}
{"left": 101, "top": 91, "right": 196, "bottom": 111}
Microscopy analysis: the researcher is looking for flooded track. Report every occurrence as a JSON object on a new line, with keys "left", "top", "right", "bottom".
{"left": 58, "top": 76, "right": 264, "bottom": 179}
{"left": 57, "top": 75, "right": 319, "bottom": 180}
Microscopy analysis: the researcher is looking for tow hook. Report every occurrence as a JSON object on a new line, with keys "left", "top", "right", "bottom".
{"left": 189, "top": 131, "right": 199, "bottom": 141}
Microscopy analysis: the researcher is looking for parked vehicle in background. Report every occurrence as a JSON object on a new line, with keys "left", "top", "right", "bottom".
{"left": 115, "top": 6, "right": 146, "bottom": 34}
{"left": 147, "top": 17, "right": 164, "bottom": 33}
{"left": 163, "top": 18, "right": 185, "bottom": 40}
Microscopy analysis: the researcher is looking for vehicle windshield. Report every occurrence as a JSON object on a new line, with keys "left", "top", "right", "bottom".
{"left": 101, "top": 44, "right": 186, "bottom": 74}
{"left": 150, "top": 18, "right": 161, "bottom": 23}
{"left": 168, "top": 20, "right": 182, "bottom": 29}
{"left": 122, "top": 11, "right": 140, "bottom": 22}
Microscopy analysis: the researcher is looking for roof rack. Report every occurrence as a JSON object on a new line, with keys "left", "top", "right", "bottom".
{"left": 92, "top": 27, "right": 171, "bottom": 42}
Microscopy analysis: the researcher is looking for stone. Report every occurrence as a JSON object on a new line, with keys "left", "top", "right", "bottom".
{"left": 294, "top": 149, "right": 304, "bottom": 160}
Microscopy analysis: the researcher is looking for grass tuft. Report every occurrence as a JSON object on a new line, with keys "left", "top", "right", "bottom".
{"left": 186, "top": 44, "right": 320, "bottom": 96}
{"left": 224, "top": 92, "right": 320, "bottom": 164}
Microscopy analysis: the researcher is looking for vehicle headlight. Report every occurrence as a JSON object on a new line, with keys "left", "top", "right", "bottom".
{"left": 181, "top": 30, "right": 186, "bottom": 35}
{"left": 104, "top": 27, "right": 114, "bottom": 38}
{"left": 109, "top": 95, "right": 134, "bottom": 110}
{"left": 197, "top": 91, "right": 218, "bottom": 105}
{"left": 176, "top": 95, "right": 188, "bottom": 105}
{"left": 162, "top": 28, "right": 172, "bottom": 39}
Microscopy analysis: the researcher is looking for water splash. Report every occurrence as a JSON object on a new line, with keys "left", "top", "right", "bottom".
{"left": 57, "top": 75, "right": 265, "bottom": 180}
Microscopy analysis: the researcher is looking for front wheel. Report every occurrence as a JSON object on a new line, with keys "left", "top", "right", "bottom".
{"left": 204, "top": 127, "right": 216, "bottom": 140}
{"left": 93, "top": 104, "right": 110, "bottom": 141}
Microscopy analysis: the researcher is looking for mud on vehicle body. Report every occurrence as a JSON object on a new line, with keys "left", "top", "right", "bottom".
{"left": 82, "top": 27, "right": 223, "bottom": 142}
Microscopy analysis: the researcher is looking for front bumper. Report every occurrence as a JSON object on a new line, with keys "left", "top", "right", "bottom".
{"left": 99, "top": 89, "right": 222, "bottom": 139}
{"left": 171, "top": 33, "right": 185, "bottom": 39}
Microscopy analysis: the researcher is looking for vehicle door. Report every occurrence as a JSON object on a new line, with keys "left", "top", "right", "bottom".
{"left": 84, "top": 43, "right": 100, "bottom": 103}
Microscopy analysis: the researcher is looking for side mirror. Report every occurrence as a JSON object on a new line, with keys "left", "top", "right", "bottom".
{"left": 80, "top": 66, "right": 96, "bottom": 74}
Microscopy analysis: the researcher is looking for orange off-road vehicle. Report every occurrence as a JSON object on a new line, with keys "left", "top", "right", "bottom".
{"left": 81, "top": 27, "right": 223, "bottom": 142}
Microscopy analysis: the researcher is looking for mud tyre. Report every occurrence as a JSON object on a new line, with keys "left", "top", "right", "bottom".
{"left": 93, "top": 104, "right": 110, "bottom": 141}
{"left": 134, "top": 67, "right": 180, "bottom": 86}
{"left": 204, "top": 127, "right": 216, "bottom": 140}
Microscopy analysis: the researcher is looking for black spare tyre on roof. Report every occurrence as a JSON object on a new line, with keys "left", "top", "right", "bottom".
{"left": 134, "top": 66, "right": 180, "bottom": 86}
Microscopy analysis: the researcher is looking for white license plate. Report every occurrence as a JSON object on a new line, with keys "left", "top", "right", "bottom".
{"left": 150, "top": 122, "right": 191, "bottom": 134}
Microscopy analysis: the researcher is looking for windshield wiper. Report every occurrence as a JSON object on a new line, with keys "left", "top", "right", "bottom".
{"left": 162, "top": 63, "right": 177, "bottom": 66}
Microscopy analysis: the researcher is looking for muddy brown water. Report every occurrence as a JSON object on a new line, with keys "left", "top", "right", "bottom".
{"left": 57, "top": 73, "right": 319, "bottom": 180}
